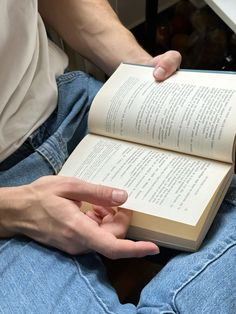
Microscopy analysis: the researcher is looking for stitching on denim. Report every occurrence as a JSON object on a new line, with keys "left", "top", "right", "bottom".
{"left": 0, "top": 237, "right": 31, "bottom": 253}
{"left": 171, "top": 238, "right": 236, "bottom": 313}
{"left": 36, "top": 133, "right": 68, "bottom": 174}
{"left": 0, "top": 237, "right": 32, "bottom": 282}
{"left": 56, "top": 71, "right": 78, "bottom": 83}
{"left": 56, "top": 71, "right": 89, "bottom": 87}
{"left": 0, "top": 238, "right": 16, "bottom": 252}
{"left": 72, "top": 257, "right": 119, "bottom": 314}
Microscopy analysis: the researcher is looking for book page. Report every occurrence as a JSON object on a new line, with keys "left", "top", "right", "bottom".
{"left": 89, "top": 64, "right": 236, "bottom": 163}
{"left": 59, "top": 134, "right": 232, "bottom": 226}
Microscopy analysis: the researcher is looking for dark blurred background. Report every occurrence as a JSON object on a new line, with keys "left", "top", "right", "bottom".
{"left": 132, "top": 0, "right": 236, "bottom": 71}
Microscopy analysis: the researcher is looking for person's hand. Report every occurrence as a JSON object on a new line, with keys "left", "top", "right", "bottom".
{"left": 85, "top": 204, "right": 159, "bottom": 258}
{"left": 3, "top": 176, "right": 159, "bottom": 259}
{"left": 148, "top": 50, "right": 182, "bottom": 81}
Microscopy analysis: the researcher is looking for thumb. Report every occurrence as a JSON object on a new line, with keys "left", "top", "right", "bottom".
{"left": 59, "top": 177, "right": 128, "bottom": 207}
{"left": 152, "top": 50, "right": 181, "bottom": 81}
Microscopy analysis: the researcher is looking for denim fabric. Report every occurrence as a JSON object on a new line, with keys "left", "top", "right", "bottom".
{"left": 0, "top": 71, "right": 103, "bottom": 183}
{"left": 0, "top": 70, "right": 236, "bottom": 313}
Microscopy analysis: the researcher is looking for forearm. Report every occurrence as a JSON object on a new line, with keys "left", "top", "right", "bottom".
{"left": 38, "top": 0, "right": 152, "bottom": 75}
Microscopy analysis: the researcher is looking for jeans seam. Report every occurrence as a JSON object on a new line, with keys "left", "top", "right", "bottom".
{"left": 72, "top": 257, "right": 118, "bottom": 314}
{"left": 56, "top": 71, "right": 89, "bottom": 87}
{"left": 171, "top": 238, "right": 236, "bottom": 313}
{"left": 0, "top": 238, "right": 17, "bottom": 253}
{"left": 35, "top": 132, "right": 68, "bottom": 174}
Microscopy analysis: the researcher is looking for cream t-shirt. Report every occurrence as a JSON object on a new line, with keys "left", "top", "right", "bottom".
{"left": 0, "top": 0, "right": 68, "bottom": 162}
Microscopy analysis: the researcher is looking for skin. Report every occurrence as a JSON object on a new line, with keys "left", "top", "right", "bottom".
{"left": 0, "top": 0, "right": 181, "bottom": 259}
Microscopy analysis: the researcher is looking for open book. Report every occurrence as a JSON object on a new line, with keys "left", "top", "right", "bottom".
{"left": 59, "top": 63, "right": 236, "bottom": 251}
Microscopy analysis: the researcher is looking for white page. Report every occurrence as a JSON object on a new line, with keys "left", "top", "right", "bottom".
{"left": 60, "top": 134, "right": 232, "bottom": 226}
{"left": 89, "top": 64, "right": 236, "bottom": 163}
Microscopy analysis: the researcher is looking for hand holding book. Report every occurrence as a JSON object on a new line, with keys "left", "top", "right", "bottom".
{"left": 60, "top": 64, "right": 236, "bottom": 251}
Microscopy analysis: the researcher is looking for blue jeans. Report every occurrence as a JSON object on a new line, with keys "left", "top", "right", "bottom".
{"left": 0, "top": 71, "right": 236, "bottom": 313}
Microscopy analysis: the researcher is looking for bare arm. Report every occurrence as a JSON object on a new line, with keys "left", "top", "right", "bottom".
{"left": 38, "top": 0, "right": 152, "bottom": 75}
{"left": 0, "top": 1, "right": 181, "bottom": 258}
{"left": 38, "top": 0, "right": 181, "bottom": 78}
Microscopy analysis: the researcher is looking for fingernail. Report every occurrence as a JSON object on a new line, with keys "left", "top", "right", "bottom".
{"left": 112, "top": 190, "right": 128, "bottom": 204}
{"left": 148, "top": 248, "right": 160, "bottom": 255}
{"left": 154, "top": 67, "right": 166, "bottom": 80}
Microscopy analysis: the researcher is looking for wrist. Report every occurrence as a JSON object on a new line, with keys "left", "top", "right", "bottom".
{"left": 112, "top": 31, "right": 153, "bottom": 73}
{"left": 0, "top": 185, "right": 30, "bottom": 237}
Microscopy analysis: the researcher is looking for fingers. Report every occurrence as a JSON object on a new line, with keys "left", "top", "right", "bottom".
{"left": 58, "top": 176, "right": 128, "bottom": 207}
{"left": 81, "top": 217, "right": 159, "bottom": 259}
{"left": 92, "top": 234, "right": 159, "bottom": 259}
{"left": 86, "top": 207, "right": 132, "bottom": 238}
{"left": 111, "top": 239, "right": 159, "bottom": 259}
{"left": 91, "top": 205, "right": 116, "bottom": 218}
{"left": 101, "top": 208, "right": 132, "bottom": 238}
{"left": 86, "top": 209, "right": 103, "bottom": 224}
{"left": 75, "top": 208, "right": 159, "bottom": 259}
{"left": 86, "top": 205, "right": 115, "bottom": 223}
{"left": 28, "top": 176, "right": 158, "bottom": 259}
{"left": 152, "top": 50, "right": 182, "bottom": 81}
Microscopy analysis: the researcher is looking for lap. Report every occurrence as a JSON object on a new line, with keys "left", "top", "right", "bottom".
{"left": 1, "top": 195, "right": 235, "bottom": 314}
{"left": 137, "top": 191, "right": 236, "bottom": 314}
{"left": 0, "top": 237, "right": 135, "bottom": 314}
{"left": 1, "top": 70, "right": 236, "bottom": 313}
